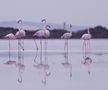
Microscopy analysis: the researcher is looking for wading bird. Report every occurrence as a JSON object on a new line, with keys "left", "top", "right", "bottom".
{"left": 15, "top": 20, "right": 26, "bottom": 65}
{"left": 4, "top": 33, "right": 16, "bottom": 65}
{"left": 61, "top": 24, "right": 72, "bottom": 78}
{"left": 33, "top": 19, "right": 51, "bottom": 64}
{"left": 15, "top": 20, "right": 25, "bottom": 51}
{"left": 61, "top": 24, "right": 72, "bottom": 57}
{"left": 81, "top": 28, "right": 92, "bottom": 56}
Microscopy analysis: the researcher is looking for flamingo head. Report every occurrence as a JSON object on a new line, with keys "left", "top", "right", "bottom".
{"left": 70, "top": 24, "right": 72, "bottom": 28}
{"left": 45, "top": 25, "right": 51, "bottom": 30}
{"left": 41, "top": 19, "right": 46, "bottom": 23}
{"left": 17, "top": 19, "right": 22, "bottom": 24}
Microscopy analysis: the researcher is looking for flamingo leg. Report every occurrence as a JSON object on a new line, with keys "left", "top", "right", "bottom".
{"left": 88, "top": 40, "right": 91, "bottom": 54}
{"left": 19, "top": 40, "right": 24, "bottom": 51}
{"left": 88, "top": 64, "right": 91, "bottom": 75}
{"left": 40, "top": 39, "right": 42, "bottom": 64}
{"left": 64, "top": 39, "right": 67, "bottom": 58}
{"left": 44, "top": 39, "right": 47, "bottom": 62}
{"left": 66, "top": 39, "right": 68, "bottom": 63}
{"left": 83, "top": 40, "right": 86, "bottom": 59}
{"left": 86, "top": 40, "right": 90, "bottom": 57}
{"left": 44, "top": 38, "right": 48, "bottom": 65}
{"left": 9, "top": 39, "right": 11, "bottom": 61}
{"left": 18, "top": 39, "right": 22, "bottom": 64}
{"left": 70, "top": 64, "right": 72, "bottom": 78}
{"left": 34, "top": 39, "right": 38, "bottom": 50}
{"left": 86, "top": 40, "right": 89, "bottom": 55}
{"left": 85, "top": 40, "right": 87, "bottom": 55}
{"left": 22, "top": 39, "right": 24, "bottom": 65}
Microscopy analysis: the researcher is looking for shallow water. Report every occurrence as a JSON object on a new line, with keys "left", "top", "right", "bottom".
{"left": 0, "top": 39, "right": 108, "bottom": 90}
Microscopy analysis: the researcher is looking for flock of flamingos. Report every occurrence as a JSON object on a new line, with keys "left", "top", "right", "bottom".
{"left": 3, "top": 19, "right": 92, "bottom": 84}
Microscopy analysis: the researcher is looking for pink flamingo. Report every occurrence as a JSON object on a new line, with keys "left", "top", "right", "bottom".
{"left": 4, "top": 33, "right": 16, "bottom": 65}
{"left": 33, "top": 19, "right": 50, "bottom": 51}
{"left": 15, "top": 20, "right": 26, "bottom": 66}
{"left": 81, "top": 28, "right": 92, "bottom": 75}
{"left": 33, "top": 19, "right": 50, "bottom": 66}
{"left": 61, "top": 24, "right": 72, "bottom": 56}
{"left": 81, "top": 28, "right": 92, "bottom": 57}
{"left": 61, "top": 24, "right": 72, "bottom": 78}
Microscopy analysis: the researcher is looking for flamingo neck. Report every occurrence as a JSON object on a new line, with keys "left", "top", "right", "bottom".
{"left": 44, "top": 22, "right": 47, "bottom": 30}
{"left": 87, "top": 28, "right": 90, "bottom": 34}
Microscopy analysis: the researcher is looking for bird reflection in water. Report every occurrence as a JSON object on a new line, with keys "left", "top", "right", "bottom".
{"left": 82, "top": 56, "right": 92, "bottom": 75}
{"left": 81, "top": 43, "right": 92, "bottom": 75}
{"left": 61, "top": 41, "right": 72, "bottom": 78}
{"left": 62, "top": 52, "right": 72, "bottom": 78}
{"left": 16, "top": 60, "right": 25, "bottom": 83}
{"left": 15, "top": 49, "right": 25, "bottom": 83}
{"left": 33, "top": 40, "right": 51, "bottom": 85}
{"left": 61, "top": 24, "right": 72, "bottom": 78}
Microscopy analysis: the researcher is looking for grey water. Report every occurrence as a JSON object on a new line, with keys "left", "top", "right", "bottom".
{"left": 0, "top": 39, "right": 108, "bottom": 90}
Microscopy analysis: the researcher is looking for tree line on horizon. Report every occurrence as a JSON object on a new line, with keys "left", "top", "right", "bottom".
{"left": 0, "top": 25, "right": 108, "bottom": 39}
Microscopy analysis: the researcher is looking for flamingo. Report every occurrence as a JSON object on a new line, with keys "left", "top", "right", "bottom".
{"left": 4, "top": 33, "right": 16, "bottom": 65}
{"left": 33, "top": 19, "right": 50, "bottom": 53}
{"left": 61, "top": 24, "right": 72, "bottom": 78}
{"left": 61, "top": 24, "right": 72, "bottom": 57}
{"left": 15, "top": 20, "right": 26, "bottom": 65}
{"left": 33, "top": 19, "right": 50, "bottom": 65}
{"left": 15, "top": 20, "right": 25, "bottom": 50}
{"left": 81, "top": 28, "right": 92, "bottom": 56}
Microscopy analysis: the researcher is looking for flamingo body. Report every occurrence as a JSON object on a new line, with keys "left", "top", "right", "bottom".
{"left": 15, "top": 29, "right": 26, "bottom": 39}
{"left": 4, "top": 33, "right": 16, "bottom": 39}
{"left": 61, "top": 32, "right": 72, "bottom": 39}
{"left": 33, "top": 29, "right": 50, "bottom": 38}
{"left": 81, "top": 33, "right": 91, "bottom": 40}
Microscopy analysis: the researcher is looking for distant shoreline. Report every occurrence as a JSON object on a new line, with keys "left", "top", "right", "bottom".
{"left": 0, "top": 25, "right": 108, "bottom": 39}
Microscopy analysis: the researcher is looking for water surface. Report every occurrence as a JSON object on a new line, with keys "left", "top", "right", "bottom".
{"left": 0, "top": 39, "right": 108, "bottom": 90}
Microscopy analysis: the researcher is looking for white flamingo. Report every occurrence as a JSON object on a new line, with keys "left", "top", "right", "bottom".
{"left": 4, "top": 33, "right": 16, "bottom": 65}
{"left": 15, "top": 20, "right": 25, "bottom": 50}
{"left": 61, "top": 24, "right": 72, "bottom": 78}
{"left": 81, "top": 28, "right": 92, "bottom": 57}
{"left": 15, "top": 20, "right": 26, "bottom": 65}
{"left": 33, "top": 19, "right": 50, "bottom": 51}
{"left": 61, "top": 24, "right": 72, "bottom": 57}
{"left": 33, "top": 19, "right": 50, "bottom": 65}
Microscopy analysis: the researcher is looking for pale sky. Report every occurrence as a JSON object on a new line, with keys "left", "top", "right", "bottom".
{"left": 0, "top": 0, "right": 108, "bottom": 27}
